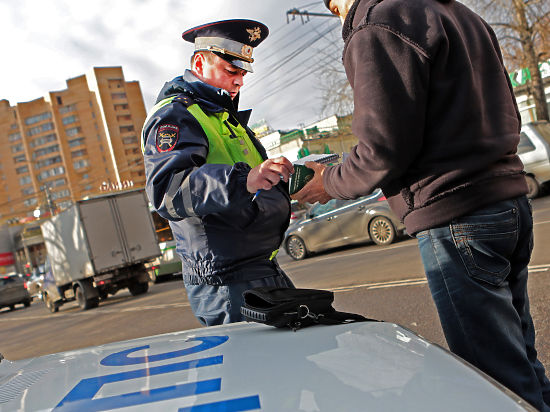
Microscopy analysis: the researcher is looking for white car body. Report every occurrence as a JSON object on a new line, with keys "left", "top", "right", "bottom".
{"left": 0, "top": 321, "right": 534, "bottom": 411}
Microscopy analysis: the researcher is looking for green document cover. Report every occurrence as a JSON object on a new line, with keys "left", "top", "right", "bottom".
{"left": 289, "top": 153, "right": 340, "bottom": 195}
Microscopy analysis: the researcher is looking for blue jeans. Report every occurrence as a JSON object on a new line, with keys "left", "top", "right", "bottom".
{"left": 184, "top": 261, "right": 294, "bottom": 327}
{"left": 417, "top": 196, "right": 550, "bottom": 411}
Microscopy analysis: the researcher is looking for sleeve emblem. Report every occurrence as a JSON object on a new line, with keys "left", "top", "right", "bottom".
{"left": 156, "top": 124, "right": 179, "bottom": 152}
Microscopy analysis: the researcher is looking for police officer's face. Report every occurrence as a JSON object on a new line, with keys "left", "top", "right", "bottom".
{"left": 193, "top": 53, "right": 247, "bottom": 99}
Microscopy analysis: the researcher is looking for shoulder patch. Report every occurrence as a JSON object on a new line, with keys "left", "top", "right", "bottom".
{"left": 156, "top": 124, "right": 179, "bottom": 152}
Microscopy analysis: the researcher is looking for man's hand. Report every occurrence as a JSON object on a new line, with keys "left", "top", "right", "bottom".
{"left": 247, "top": 157, "right": 294, "bottom": 193}
{"left": 291, "top": 161, "right": 333, "bottom": 204}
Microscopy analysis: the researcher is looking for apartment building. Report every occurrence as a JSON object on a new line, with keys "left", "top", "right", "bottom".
{"left": 0, "top": 66, "right": 147, "bottom": 222}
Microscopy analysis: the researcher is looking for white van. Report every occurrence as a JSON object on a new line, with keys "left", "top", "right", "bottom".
{"left": 518, "top": 121, "right": 550, "bottom": 198}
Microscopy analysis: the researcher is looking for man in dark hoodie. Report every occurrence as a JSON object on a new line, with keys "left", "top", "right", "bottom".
{"left": 141, "top": 20, "right": 295, "bottom": 326}
{"left": 292, "top": 0, "right": 550, "bottom": 409}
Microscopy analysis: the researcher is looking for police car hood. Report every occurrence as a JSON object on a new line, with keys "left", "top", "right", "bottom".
{"left": 0, "top": 321, "right": 533, "bottom": 411}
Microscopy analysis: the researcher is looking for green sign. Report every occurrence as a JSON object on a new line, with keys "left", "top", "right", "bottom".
{"left": 509, "top": 59, "right": 550, "bottom": 87}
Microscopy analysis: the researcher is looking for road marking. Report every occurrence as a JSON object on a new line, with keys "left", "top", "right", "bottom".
{"left": 330, "top": 277, "right": 427, "bottom": 293}
{"left": 2, "top": 264, "right": 550, "bottom": 321}
{"left": 284, "top": 241, "right": 416, "bottom": 268}
{"left": 329, "top": 264, "right": 550, "bottom": 293}
{"left": 0, "top": 302, "right": 191, "bottom": 322}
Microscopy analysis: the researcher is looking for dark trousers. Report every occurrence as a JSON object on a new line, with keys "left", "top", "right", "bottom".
{"left": 184, "top": 260, "right": 294, "bottom": 327}
{"left": 417, "top": 196, "right": 550, "bottom": 411}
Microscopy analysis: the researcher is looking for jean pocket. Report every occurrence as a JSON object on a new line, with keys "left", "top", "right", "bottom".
{"left": 451, "top": 207, "right": 518, "bottom": 286}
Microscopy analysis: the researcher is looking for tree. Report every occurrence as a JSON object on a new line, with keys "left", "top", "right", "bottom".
{"left": 464, "top": 0, "right": 550, "bottom": 121}
{"left": 318, "top": 66, "right": 354, "bottom": 118}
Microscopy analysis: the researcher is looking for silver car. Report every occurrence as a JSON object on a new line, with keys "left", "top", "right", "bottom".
{"left": 284, "top": 189, "right": 406, "bottom": 260}
{"left": 518, "top": 121, "right": 550, "bottom": 198}
{"left": 0, "top": 273, "right": 32, "bottom": 311}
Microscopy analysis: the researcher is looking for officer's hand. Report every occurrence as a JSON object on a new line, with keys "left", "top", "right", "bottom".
{"left": 291, "top": 161, "right": 333, "bottom": 204}
{"left": 247, "top": 157, "right": 294, "bottom": 193}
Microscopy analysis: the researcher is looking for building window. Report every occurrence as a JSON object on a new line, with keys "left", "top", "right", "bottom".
{"left": 37, "top": 166, "right": 65, "bottom": 181}
{"left": 24, "top": 112, "right": 51, "bottom": 125}
{"left": 114, "top": 104, "right": 129, "bottom": 111}
{"left": 29, "top": 133, "right": 57, "bottom": 148}
{"left": 16, "top": 166, "right": 29, "bottom": 174}
{"left": 36, "top": 155, "right": 62, "bottom": 169}
{"left": 84, "top": 184, "right": 93, "bottom": 191}
{"left": 71, "top": 149, "right": 87, "bottom": 158}
{"left": 13, "top": 154, "right": 26, "bottom": 163}
{"left": 24, "top": 198, "right": 37, "bottom": 207}
{"left": 56, "top": 96, "right": 63, "bottom": 105}
{"left": 82, "top": 173, "right": 89, "bottom": 180}
{"left": 27, "top": 122, "right": 54, "bottom": 136}
{"left": 11, "top": 144, "right": 24, "bottom": 153}
{"left": 51, "top": 189, "right": 70, "bottom": 200}
{"left": 33, "top": 144, "right": 59, "bottom": 159}
{"left": 22, "top": 187, "right": 34, "bottom": 196}
{"left": 8, "top": 132, "right": 21, "bottom": 142}
{"left": 57, "top": 200, "right": 72, "bottom": 210}
{"left": 73, "top": 159, "right": 89, "bottom": 170}
{"left": 117, "top": 115, "right": 132, "bottom": 122}
{"left": 68, "top": 137, "right": 85, "bottom": 147}
{"left": 125, "top": 147, "right": 139, "bottom": 155}
{"left": 19, "top": 175, "right": 32, "bottom": 185}
{"left": 59, "top": 104, "right": 76, "bottom": 114}
{"left": 27, "top": 126, "right": 41, "bottom": 136}
{"left": 40, "top": 178, "right": 65, "bottom": 190}
{"left": 111, "top": 92, "right": 127, "bottom": 100}
{"left": 122, "top": 136, "right": 138, "bottom": 145}
{"left": 62, "top": 115, "right": 77, "bottom": 125}
{"left": 66, "top": 126, "right": 82, "bottom": 136}
{"left": 119, "top": 125, "right": 134, "bottom": 133}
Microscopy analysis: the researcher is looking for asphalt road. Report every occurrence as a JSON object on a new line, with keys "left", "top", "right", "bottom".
{"left": 1, "top": 196, "right": 549, "bottom": 382}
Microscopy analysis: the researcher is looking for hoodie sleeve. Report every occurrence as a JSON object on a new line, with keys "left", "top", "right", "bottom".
{"left": 142, "top": 101, "right": 253, "bottom": 222}
{"left": 323, "top": 23, "right": 430, "bottom": 199}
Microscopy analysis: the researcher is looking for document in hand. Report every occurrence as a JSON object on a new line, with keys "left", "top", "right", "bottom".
{"left": 289, "top": 153, "right": 340, "bottom": 195}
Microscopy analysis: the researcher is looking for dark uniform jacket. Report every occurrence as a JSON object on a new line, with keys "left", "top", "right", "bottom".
{"left": 142, "top": 70, "right": 290, "bottom": 285}
{"left": 323, "top": 0, "right": 528, "bottom": 235}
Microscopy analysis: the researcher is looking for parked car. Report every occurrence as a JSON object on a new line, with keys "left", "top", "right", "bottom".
{"left": 0, "top": 321, "right": 536, "bottom": 411}
{"left": 145, "top": 239, "right": 182, "bottom": 284}
{"left": 25, "top": 272, "right": 44, "bottom": 300}
{"left": 518, "top": 121, "right": 550, "bottom": 198}
{"left": 284, "top": 189, "right": 406, "bottom": 260}
{"left": 290, "top": 199, "right": 310, "bottom": 223}
{"left": 0, "top": 273, "right": 31, "bottom": 311}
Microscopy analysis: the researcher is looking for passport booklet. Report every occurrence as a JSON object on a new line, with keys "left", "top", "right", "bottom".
{"left": 289, "top": 153, "right": 340, "bottom": 195}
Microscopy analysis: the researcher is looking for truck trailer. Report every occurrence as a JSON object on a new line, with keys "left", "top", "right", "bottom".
{"left": 40, "top": 189, "right": 161, "bottom": 312}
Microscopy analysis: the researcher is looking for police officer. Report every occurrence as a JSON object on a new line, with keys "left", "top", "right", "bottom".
{"left": 142, "top": 19, "right": 295, "bottom": 326}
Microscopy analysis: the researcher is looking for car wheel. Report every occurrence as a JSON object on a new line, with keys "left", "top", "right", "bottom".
{"left": 23, "top": 299, "right": 31, "bottom": 308}
{"left": 9, "top": 304, "right": 15, "bottom": 311}
{"left": 44, "top": 293, "right": 59, "bottom": 313}
{"left": 369, "top": 216, "right": 396, "bottom": 245}
{"left": 525, "top": 175, "right": 539, "bottom": 199}
{"left": 128, "top": 281, "right": 149, "bottom": 296}
{"left": 75, "top": 283, "right": 99, "bottom": 310}
{"left": 286, "top": 236, "right": 308, "bottom": 260}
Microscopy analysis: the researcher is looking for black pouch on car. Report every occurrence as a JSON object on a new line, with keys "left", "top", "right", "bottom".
{"left": 240, "top": 287, "right": 374, "bottom": 331}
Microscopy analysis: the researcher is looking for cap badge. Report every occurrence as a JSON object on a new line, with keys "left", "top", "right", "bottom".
{"left": 241, "top": 44, "right": 253, "bottom": 58}
{"left": 246, "top": 27, "right": 262, "bottom": 42}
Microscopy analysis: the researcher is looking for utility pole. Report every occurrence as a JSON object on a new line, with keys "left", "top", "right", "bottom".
{"left": 44, "top": 186, "right": 57, "bottom": 216}
{"left": 286, "top": 8, "right": 339, "bottom": 24}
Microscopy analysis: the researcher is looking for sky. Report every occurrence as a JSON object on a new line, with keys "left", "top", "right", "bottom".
{"left": 0, "top": 0, "right": 346, "bottom": 131}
